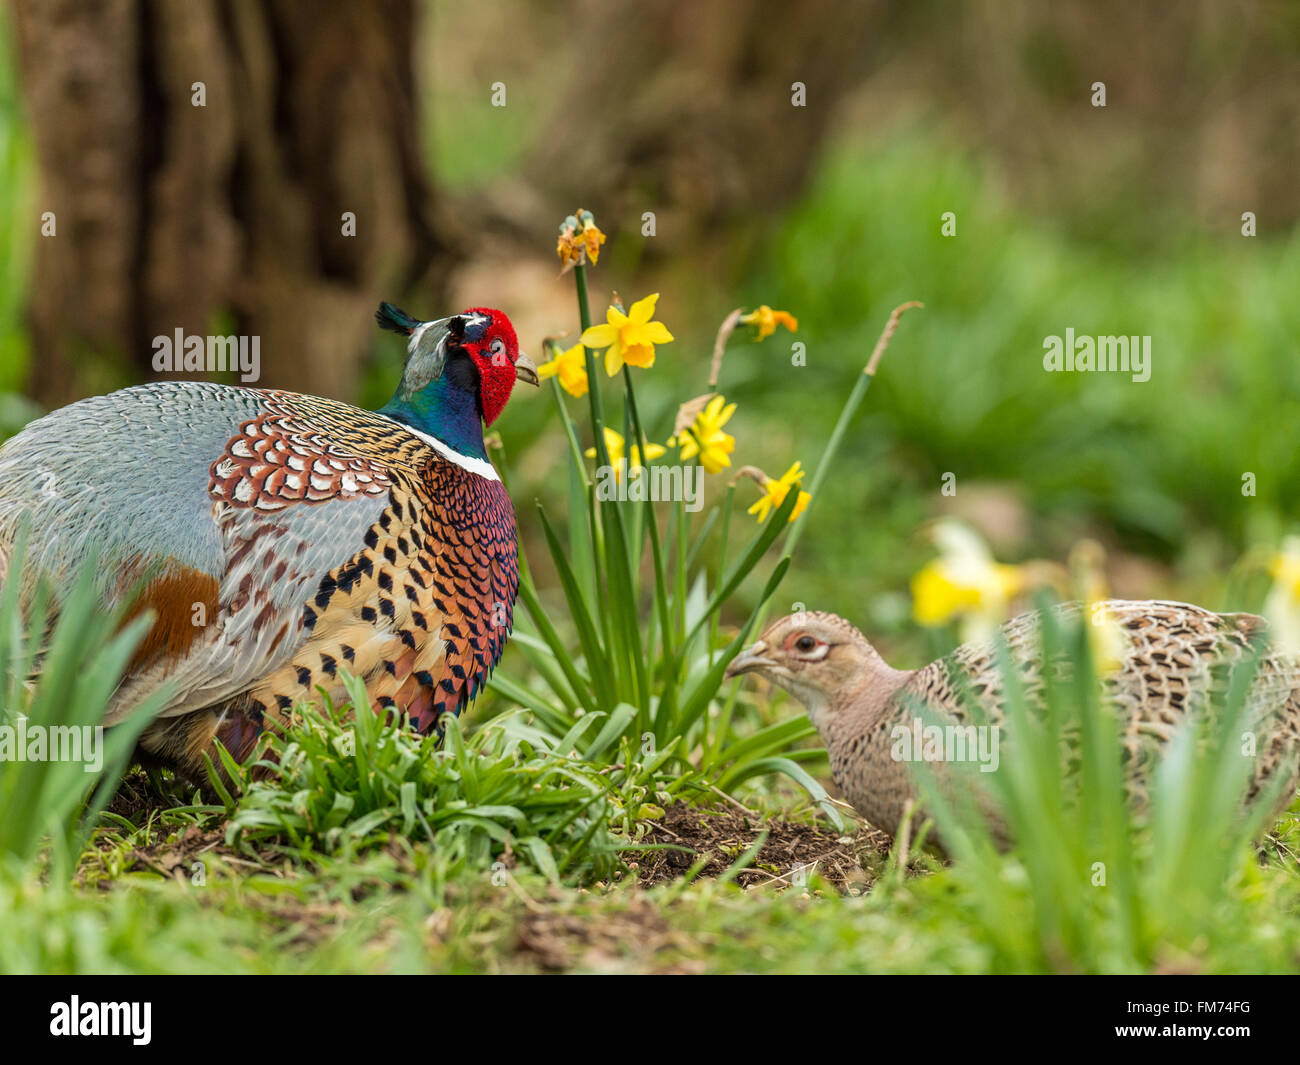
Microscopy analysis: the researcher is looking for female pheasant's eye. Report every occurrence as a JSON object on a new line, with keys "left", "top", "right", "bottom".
{"left": 795, "top": 636, "right": 817, "bottom": 653}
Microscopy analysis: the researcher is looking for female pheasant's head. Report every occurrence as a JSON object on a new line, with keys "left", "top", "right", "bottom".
{"left": 376, "top": 302, "right": 539, "bottom": 458}
{"left": 725, "top": 611, "right": 903, "bottom": 733}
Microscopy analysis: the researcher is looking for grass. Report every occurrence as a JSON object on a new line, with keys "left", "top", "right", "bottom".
{"left": 217, "top": 671, "right": 635, "bottom": 896}
{"left": 32, "top": 790, "right": 1300, "bottom": 973}
{"left": 0, "top": 536, "right": 165, "bottom": 872}
{"left": 902, "top": 599, "right": 1299, "bottom": 972}
{"left": 4, "top": 577, "right": 1299, "bottom": 974}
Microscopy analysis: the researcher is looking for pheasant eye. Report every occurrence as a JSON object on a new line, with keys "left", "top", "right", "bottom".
{"left": 795, "top": 635, "right": 817, "bottom": 653}
{"left": 489, "top": 338, "right": 508, "bottom": 364}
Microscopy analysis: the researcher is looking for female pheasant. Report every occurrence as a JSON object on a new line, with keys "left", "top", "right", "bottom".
{"left": 0, "top": 304, "right": 539, "bottom": 778}
{"left": 727, "top": 602, "right": 1300, "bottom": 841}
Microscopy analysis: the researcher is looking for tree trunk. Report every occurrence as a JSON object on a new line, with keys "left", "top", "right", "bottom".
{"left": 519, "top": 0, "right": 887, "bottom": 244}
{"left": 11, "top": 0, "right": 451, "bottom": 408}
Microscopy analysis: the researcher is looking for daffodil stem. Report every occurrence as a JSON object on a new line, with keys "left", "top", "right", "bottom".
{"left": 749, "top": 302, "right": 920, "bottom": 636}
{"left": 574, "top": 263, "right": 611, "bottom": 469}
{"left": 710, "top": 483, "right": 737, "bottom": 664}
{"left": 675, "top": 495, "right": 688, "bottom": 636}
{"left": 574, "top": 262, "right": 593, "bottom": 334}
{"left": 550, "top": 378, "right": 590, "bottom": 486}
{"left": 781, "top": 371, "right": 872, "bottom": 563}
{"left": 708, "top": 308, "right": 743, "bottom": 391}
{"left": 781, "top": 301, "right": 921, "bottom": 565}
{"left": 620, "top": 364, "right": 678, "bottom": 722}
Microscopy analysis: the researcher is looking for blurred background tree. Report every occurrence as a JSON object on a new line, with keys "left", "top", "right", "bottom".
{"left": 10, "top": 0, "right": 445, "bottom": 405}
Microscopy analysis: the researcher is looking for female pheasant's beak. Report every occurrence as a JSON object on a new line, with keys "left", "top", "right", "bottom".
{"left": 514, "top": 353, "right": 540, "bottom": 386}
{"left": 724, "top": 640, "right": 777, "bottom": 679}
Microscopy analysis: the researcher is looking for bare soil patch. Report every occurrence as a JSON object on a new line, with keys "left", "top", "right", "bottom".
{"left": 629, "top": 802, "right": 890, "bottom": 889}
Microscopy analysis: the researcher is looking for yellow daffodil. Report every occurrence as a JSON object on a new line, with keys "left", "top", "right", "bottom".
{"left": 580, "top": 293, "right": 674, "bottom": 376}
{"left": 1070, "top": 539, "right": 1124, "bottom": 673}
{"left": 579, "top": 217, "right": 605, "bottom": 263}
{"left": 537, "top": 342, "right": 589, "bottom": 397}
{"left": 557, "top": 230, "right": 582, "bottom": 268}
{"left": 1264, "top": 536, "right": 1300, "bottom": 654}
{"left": 556, "top": 208, "right": 605, "bottom": 270}
{"left": 584, "top": 427, "right": 666, "bottom": 483}
{"left": 911, "top": 520, "right": 1023, "bottom": 641}
{"left": 672, "top": 394, "right": 736, "bottom": 475}
{"left": 747, "top": 461, "right": 811, "bottom": 524}
{"left": 740, "top": 305, "right": 798, "bottom": 340}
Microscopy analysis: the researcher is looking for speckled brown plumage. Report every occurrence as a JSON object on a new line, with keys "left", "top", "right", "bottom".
{"left": 727, "top": 601, "right": 1300, "bottom": 841}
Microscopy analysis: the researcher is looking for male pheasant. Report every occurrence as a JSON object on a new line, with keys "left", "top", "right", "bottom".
{"left": 726, "top": 601, "right": 1300, "bottom": 841}
{"left": 0, "top": 304, "right": 539, "bottom": 778}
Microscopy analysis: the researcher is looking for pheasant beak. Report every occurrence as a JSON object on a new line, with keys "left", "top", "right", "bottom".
{"left": 724, "top": 641, "right": 777, "bottom": 679}
{"left": 514, "top": 352, "right": 540, "bottom": 387}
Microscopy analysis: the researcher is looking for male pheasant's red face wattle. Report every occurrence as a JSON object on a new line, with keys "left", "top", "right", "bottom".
{"left": 460, "top": 307, "right": 539, "bottom": 424}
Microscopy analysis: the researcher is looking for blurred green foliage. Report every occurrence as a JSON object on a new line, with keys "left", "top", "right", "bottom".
{"left": 733, "top": 134, "right": 1299, "bottom": 647}
{"left": 0, "top": 10, "right": 34, "bottom": 435}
